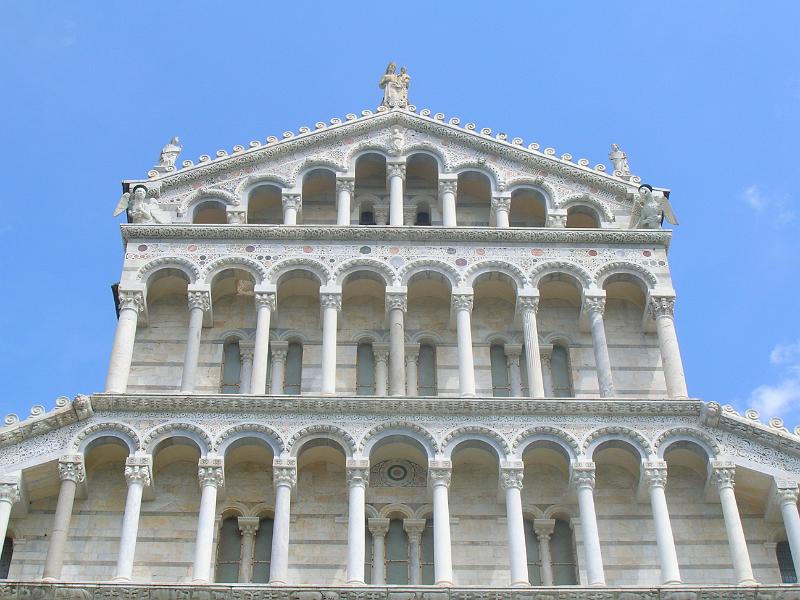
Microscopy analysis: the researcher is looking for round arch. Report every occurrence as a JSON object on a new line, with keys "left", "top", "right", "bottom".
{"left": 379, "top": 503, "right": 415, "bottom": 519}
{"left": 267, "top": 258, "right": 329, "bottom": 287}
{"left": 504, "top": 180, "right": 556, "bottom": 210}
{"left": 512, "top": 427, "right": 580, "bottom": 461}
{"left": 202, "top": 256, "right": 268, "bottom": 286}
{"left": 558, "top": 194, "right": 614, "bottom": 223}
{"left": 654, "top": 427, "right": 720, "bottom": 460}
{"left": 583, "top": 426, "right": 653, "bottom": 460}
{"left": 595, "top": 261, "right": 659, "bottom": 290}
{"left": 463, "top": 260, "right": 528, "bottom": 289}
{"left": 137, "top": 257, "right": 200, "bottom": 286}
{"left": 404, "top": 147, "right": 446, "bottom": 171}
{"left": 333, "top": 259, "right": 396, "bottom": 287}
{"left": 179, "top": 187, "right": 240, "bottom": 217}
{"left": 142, "top": 422, "right": 212, "bottom": 456}
{"left": 358, "top": 422, "right": 438, "bottom": 460}
{"left": 214, "top": 424, "right": 286, "bottom": 457}
{"left": 530, "top": 261, "right": 594, "bottom": 290}
{"left": 440, "top": 426, "right": 511, "bottom": 460}
{"left": 287, "top": 424, "right": 356, "bottom": 458}
{"left": 399, "top": 260, "right": 459, "bottom": 288}
{"left": 71, "top": 422, "right": 141, "bottom": 454}
{"left": 452, "top": 164, "right": 500, "bottom": 191}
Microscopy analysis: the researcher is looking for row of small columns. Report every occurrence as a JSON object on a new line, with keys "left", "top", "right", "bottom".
{"left": 228, "top": 172, "right": 570, "bottom": 228}
{"left": 10, "top": 453, "right": 799, "bottom": 586}
{"left": 106, "top": 286, "right": 688, "bottom": 399}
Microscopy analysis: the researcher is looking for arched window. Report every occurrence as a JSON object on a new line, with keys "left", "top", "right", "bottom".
{"left": 418, "top": 343, "right": 437, "bottom": 397}
{"left": 0, "top": 537, "right": 12, "bottom": 579}
{"left": 420, "top": 519, "right": 434, "bottom": 585}
{"left": 302, "top": 169, "right": 337, "bottom": 224}
{"left": 248, "top": 185, "right": 283, "bottom": 224}
{"left": 193, "top": 200, "right": 227, "bottom": 224}
{"left": 551, "top": 519, "right": 578, "bottom": 585}
{"left": 359, "top": 206, "right": 376, "bottom": 225}
{"left": 284, "top": 342, "right": 303, "bottom": 395}
{"left": 385, "top": 518, "right": 409, "bottom": 584}
{"left": 490, "top": 344, "right": 511, "bottom": 397}
{"left": 565, "top": 206, "right": 600, "bottom": 228}
{"left": 778, "top": 540, "right": 797, "bottom": 583}
{"left": 551, "top": 345, "right": 573, "bottom": 398}
{"left": 356, "top": 342, "right": 376, "bottom": 395}
{"left": 215, "top": 516, "right": 241, "bottom": 582}
{"left": 221, "top": 339, "right": 242, "bottom": 394}
{"left": 252, "top": 517, "right": 274, "bottom": 583}
{"left": 415, "top": 203, "right": 431, "bottom": 226}
{"left": 523, "top": 520, "right": 542, "bottom": 585}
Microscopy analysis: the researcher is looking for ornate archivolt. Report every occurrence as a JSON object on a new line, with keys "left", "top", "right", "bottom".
{"left": 202, "top": 255, "right": 269, "bottom": 285}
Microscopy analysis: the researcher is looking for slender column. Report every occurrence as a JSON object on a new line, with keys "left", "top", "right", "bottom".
{"left": 374, "top": 343, "right": 390, "bottom": 396}
{"left": 540, "top": 345, "right": 554, "bottom": 397}
{"left": 105, "top": 289, "right": 144, "bottom": 393}
{"left": 643, "top": 460, "right": 681, "bottom": 585}
{"left": 405, "top": 344, "right": 420, "bottom": 396}
{"left": 387, "top": 163, "right": 406, "bottom": 226}
{"left": 238, "top": 342, "right": 254, "bottom": 395}
{"left": 439, "top": 179, "right": 457, "bottom": 227}
{"left": 336, "top": 178, "right": 355, "bottom": 226}
{"left": 181, "top": 289, "right": 211, "bottom": 393}
{"left": 583, "top": 294, "right": 615, "bottom": 397}
{"left": 192, "top": 457, "right": 224, "bottom": 583}
{"left": 429, "top": 461, "right": 453, "bottom": 586}
{"left": 711, "top": 461, "right": 756, "bottom": 584}
{"left": 501, "top": 464, "right": 528, "bottom": 586}
{"left": 504, "top": 344, "right": 523, "bottom": 397}
{"left": 533, "top": 519, "right": 555, "bottom": 587}
{"left": 403, "top": 206, "right": 417, "bottom": 227}
{"left": 251, "top": 290, "right": 276, "bottom": 395}
{"left": 43, "top": 455, "right": 85, "bottom": 580}
{"left": 0, "top": 480, "right": 21, "bottom": 571}
{"left": 374, "top": 206, "right": 389, "bottom": 226}
{"left": 270, "top": 459, "right": 297, "bottom": 585}
{"left": 649, "top": 296, "right": 689, "bottom": 398}
{"left": 386, "top": 291, "right": 407, "bottom": 396}
{"left": 113, "top": 455, "right": 153, "bottom": 581}
{"left": 775, "top": 480, "right": 800, "bottom": 579}
{"left": 346, "top": 460, "right": 369, "bottom": 584}
{"left": 492, "top": 195, "right": 512, "bottom": 228}
{"left": 320, "top": 290, "right": 342, "bottom": 395}
{"left": 517, "top": 294, "right": 545, "bottom": 398}
{"left": 368, "top": 518, "right": 390, "bottom": 585}
{"left": 404, "top": 518, "right": 426, "bottom": 585}
{"left": 282, "top": 193, "right": 301, "bottom": 225}
{"left": 452, "top": 293, "right": 476, "bottom": 397}
{"left": 237, "top": 517, "right": 260, "bottom": 584}
{"left": 269, "top": 341, "right": 289, "bottom": 395}
{"left": 570, "top": 461, "right": 605, "bottom": 586}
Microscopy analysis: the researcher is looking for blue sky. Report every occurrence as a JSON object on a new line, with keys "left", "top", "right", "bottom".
{"left": 1, "top": 2, "right": 799, "bottom": 427}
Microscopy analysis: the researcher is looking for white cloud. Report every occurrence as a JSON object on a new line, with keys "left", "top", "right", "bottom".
{"left": 740, "top": 185, "right": 795, "bottom": 223}
{"left": 770, "top": 340, "right": 800, "bottom": 365}
{"left": 748, "top": 340, "right": 800, "bottom": 423}
{"left": 741, "top": 185, "right": 768, "bottom": 211}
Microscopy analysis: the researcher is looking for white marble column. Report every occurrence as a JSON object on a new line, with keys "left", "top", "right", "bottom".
{"left": 43, "top": 455, "right": 86, "bottom": 580}
{"left": 192, "top": 457, "right": 224, "bottom": 583}
{"left": 113, "top": 455, "right": 152, "bottom": 581}
{"left": 643, "top": 460, "right": 682, "bottom": 585}
{"left": 540, "top": 345, "right": 554, "bottom": 397}
{"left": 346, "top": 459, "right": 369, "bottom": 585}
{"left": 405, "top": 343, "right": 420, "bottom": 396}
{"left": 452, "top": 292, "right": 476, "bottom": 397}
{"left": 105, "top": 289, "right": 144, "bottom": 393}
{"left": 775, "top": 480, "right": 800, "bottom": 579}
{"left": 320, "top": 289, "right": 342, "bottom": 395}
{"left": 534, "top": 519, "right": 555, "bottom": 587}
{"left": 501, "top": 464, "right": 529, "bottom": 586}
{"left": 181, "top": 288, "right": 211, "bottom": 393}
{"left": 492, "top": 195, "right": 512, "bottom": 228}
{"left": 269, "top": 341, "right": 289, "bottom": 395}
{"left": 374, "top": 206, "right": 389, "bottom": 227}
{"left": 238, "top": 342, "right": 254, "bottom": 395}
{"left": 517, "top": 293, "right": 545, "bottom": 398}
{"left": 711, "top": 461, "right": 756, "bottom": 584}
{"left": 0, "top": 479, "right": 20, "bottom": 572}
{"left": 386, "top": 290, "right": 407, "bottom": 396}
{"left": 387, "top": 163, "right": 406, "bottom": 227}
{"left": 439, "top": 178, "right": 458, "bottom": 227}
{"left": 368, "top": 518, "right": 389, "bottom": 585}
{"left": 570, "top": 461, "right": 605, "bottom": 586}
{"left": 251, "top": 289, "right": 276, "bottom": 395}
{"left": 237, "top": 517, "right": 260, "bottom": 584}
{"left": 282, "top": 193, "right": 301, "bottom": 225}
{"left": 270, "top": 458, "right": 297, "bottom": 585}
{"left": 649, "top": 296, "right": 689, "bottom": 398}
{"left": 429, "top": 460, "right": 453, "bottom": 586}
{"left": 404, "top": 518, "right": 426, "bottom": 585}
{"left": 336, "top": 178, "right": 355, "bottom": 226}
{"left": 374, "top": 343, "right": 390, "bottom": 396}
{"left": 504, "top": 344, "right": 523, "bottom": 397}
{"left": 583, "top": 294, "right": 615, "bottom": 397}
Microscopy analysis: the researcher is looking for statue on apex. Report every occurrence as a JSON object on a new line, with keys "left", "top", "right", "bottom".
{"left": 629, "top": 184, "right": 679, "bottom": 229}
{"left": 608, "top": 143, "right": 632, "bottom": 177}
{"left": 157, "top": 136, "right": 182, "bottom": 169}
{"left": 379, "top": 62, "right": 410, "bottom": 108}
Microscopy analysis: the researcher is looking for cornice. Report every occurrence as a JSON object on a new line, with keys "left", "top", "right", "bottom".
{"left": 121, "top": 224, "right": 672, "bottom": 247}
{"left": 0, "top": 395, "right": 93, "bottom": 448}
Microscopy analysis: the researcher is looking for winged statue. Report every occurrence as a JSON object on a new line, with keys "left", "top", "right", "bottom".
{"left": 628, "top": 184, "right": 678, "bottom": 229}
{"left": 113, "top": 186, "right": 167, "bottom": 224}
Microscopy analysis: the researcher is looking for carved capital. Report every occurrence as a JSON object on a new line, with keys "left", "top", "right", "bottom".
{"left": 255, "top": 292, "right": 276, "bottom": 311}
{"left": 582, "top": 296, "right": 606, "bottom": 316}
{"left": 226, "top": 210, "right": 246, "bottom": 225}
{"left": 403, "top": 518, "right": 427, "bottom": 540}
{"left": 124, "top": 455, "right": 153, "bottom": 487}
{"left": 373, "top": 342, "right": 390, "bottom": 364}
{"left": 649, "top": 296, "right": 676, "bottom": 319}
{"left": 368, "top": 517, "right": 390, "bottom": 536}
{"left": 320, "top": 293, "right": 342, "bottom": 311}
{"left": 439, "top": 180, "right": 457, "bottom": 195}
{"left": 118, "top": 290, "right": 145, "bottom": 313}
{"left": 282, "top": 193, "right": 302, "bottom": 211}
{"left": 491, "top": 196, "right": 512, "bottom": 212}
{"left": 188, "top": 290, "right": 211, "bottom": 312}
{"left": 428, "top": 460, "right": 452, "bottom": 488}
{"left": 59, "top": 455, "right": 86, "bottom": 483}
{"left": 0, "top": 482, "right": 21, "bottom": 504}
{"left": 238, "top": 342, "right": 255, "bottom": 361}
{"left": 387, "top": 164, "right": 406, "bottom": 179}
{"left": 346, "top": 459, "right": 370, "bottom": 488}
{"left": 775, "top": 480, "right": 800, "bottom": 505}
{"left": 642, "top": 460, "right": 668, "bottom": 489}
{"left": 533, "top": 518, "right": 556, "bottom": 541}
{"left": 546, "top": 214, "right": 567, "bottom": 228}
{"left": 270, "top": 341, "right": 288, "bottom": 364}
{"left": 500, "top": 467, "right": 525, "bottom": 490}
{"left": 238, "top": 516, "right": 260, "bottom": 536}
{"left": 336, "top": 178, "right": 355, "bottom": 194}
{"left": 385, "top": 292, "right": 408, "bottom": 313}
{"left": 405, "top": 343, "right": 420, "bottom": 364}
{"left": 570, "top": 461, "right": 596, "bottom": 490}
{"left": 710, "top": 460, "right": 736, "bottom": 490}
{"left": 451, "top": 293, "right": 473, "bottom": 313}
{"left": 273, "top": 458, "right": 297, "bottom": 489}
{"left": 197, "top": 457, "right": 224, "bottom": 488}
{"left": 516, "top": 295, "right": 539, "bottom": 314}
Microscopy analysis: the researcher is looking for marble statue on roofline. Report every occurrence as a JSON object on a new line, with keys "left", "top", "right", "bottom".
{"left": 608, "top": 143, "right": 632, "bottom": 177}
{"left": 113, "top": 186, "right": 167, "bottom": 224}
{"left": 157, "top": 136, "right": 182, "bottom": 169}
{"left": 629, "top": 184, "right": 679, "bottom": 229}
{"left": 379, "top": 62, "right": 410, "bottom": 108}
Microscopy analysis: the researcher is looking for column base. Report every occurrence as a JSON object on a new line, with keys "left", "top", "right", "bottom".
{"left": 589, "top": 581, "right": 606, "bottom": 587}
{"left": 111, "top": 577, "right": 131, "bottom": 583}
{"left": 737, "top": 579, "right": 758, "bottom": 586}
{"left": 40, "top": 578, "right": 59, "bottom": 583}
{"left": 191, "top": 579, "right": 210, "bottom": 585}
{"left": 269, "top": 580, "right": 288, "bottom": 586}
{"left": 662, "top": 579, "right": 682, "bottom": 586}
{"left": 345, "top": 580, "right": 366, "bottom": 586}
{"left": 435, "top": 581, "right": 454, "bottom": 587}
{"left": 510, "top": 580, "right": 530, "bottom": 587}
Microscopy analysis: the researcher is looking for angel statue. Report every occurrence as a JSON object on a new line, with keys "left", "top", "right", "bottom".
{"left": 379, "top": 62, "right": 410, "bottom": 108}
{"left": 628, "top": 184, "right": 678, "bottom": 229}
{"left": 608, "top": 143, "right": 631, "bottom": 176}
{"left": 113, "top": 186, "right": 167, "bottom": 224}
{"left": 157, "top": 136, "right": 182, "bottom": 170}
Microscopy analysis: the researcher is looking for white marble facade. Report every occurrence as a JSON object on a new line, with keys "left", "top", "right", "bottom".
{"left": 1, "top": 92, "right": 799, "bottom": 599}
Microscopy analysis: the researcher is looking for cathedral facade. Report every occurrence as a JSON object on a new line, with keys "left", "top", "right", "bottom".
{"left": 1, "top": 71, "right": 799, "bottom": 599}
